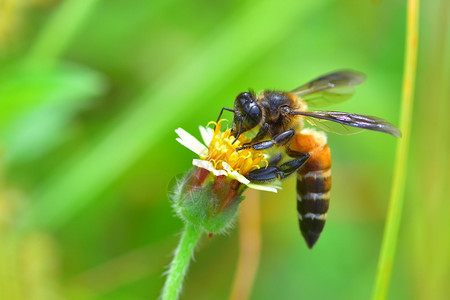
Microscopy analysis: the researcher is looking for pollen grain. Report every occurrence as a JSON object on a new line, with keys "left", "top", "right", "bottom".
{"left": 206, "top": 121, "right": 267, "bottom": 175}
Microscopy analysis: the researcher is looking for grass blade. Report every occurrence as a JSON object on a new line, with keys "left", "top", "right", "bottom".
{"left": 371, "top": 0, "right": 420, "bottom": 298}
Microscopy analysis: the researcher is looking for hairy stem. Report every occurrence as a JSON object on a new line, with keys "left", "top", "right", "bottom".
{"left": 161, "top": 224, "right": 203, "bottom": 300}
{"left": 371, "top": 0, "right": 420, "bottom": 299}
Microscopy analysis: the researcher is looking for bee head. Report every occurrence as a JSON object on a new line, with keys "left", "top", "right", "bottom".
{"left": 232, "top": 91, "right": 261, "bottom": 141}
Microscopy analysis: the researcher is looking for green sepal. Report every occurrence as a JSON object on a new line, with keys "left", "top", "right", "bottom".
{"left": 171, "top": 170, "right": 245, "bottom": 234}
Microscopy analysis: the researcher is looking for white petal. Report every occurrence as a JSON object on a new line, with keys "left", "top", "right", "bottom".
{"left": 199, "top": 126, "right": 214, "bottom": 146}
{"left": 221, "top": 162, "right": 250, "bottom": 185}
{"left": 247, "top": 183, "right": 280, "bottom": 193}
{"left": 229, "top": 170, "right": 251, "bottom": 185}
{"left": 192, "top": 159, "right": 227, "bottom": 177}
{"left": 175, "top": 128, "right": 208, "bottom": 156}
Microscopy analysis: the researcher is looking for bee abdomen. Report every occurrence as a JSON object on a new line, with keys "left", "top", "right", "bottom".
{"left": 296, "top": 145, "right": 332, "bottom": 249}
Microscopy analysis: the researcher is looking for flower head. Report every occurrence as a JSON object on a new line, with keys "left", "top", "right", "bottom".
{"left": 175, "top": 120, "right": 280, "bottom": 193}
{"left": 172, "top": 120, "right": 280, "bottom": 234}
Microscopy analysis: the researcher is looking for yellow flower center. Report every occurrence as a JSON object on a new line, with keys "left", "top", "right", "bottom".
{"left": 203, "top": 120, "right": 268, "bottom": 175}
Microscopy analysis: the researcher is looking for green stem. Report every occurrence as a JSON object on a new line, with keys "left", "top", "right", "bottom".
{"left": 161, "top": 224, "right": 203, "bottom": 300}
{"left": 371, "top": 0, "right": 419, "bottom": 299}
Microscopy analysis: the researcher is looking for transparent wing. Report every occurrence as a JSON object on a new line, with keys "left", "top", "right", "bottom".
{"left": 291, "top": 70, "right": 366, "bottom": 107}
{"left": 302, "top": 116, "right": 365, "bottom": 135}
{"left": 292, "top": 111, "right": 402, "bottom": 137}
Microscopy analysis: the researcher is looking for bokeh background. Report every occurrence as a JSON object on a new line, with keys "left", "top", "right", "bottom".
{"left": 0, "top": 0, "right": 449, "bottom": 299}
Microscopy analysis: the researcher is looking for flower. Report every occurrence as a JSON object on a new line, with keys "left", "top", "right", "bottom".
{"left": 175, "top": 120, "right": 281, "bottom": 193}
{"left": 172, "top": 120, "right": 281, "bottom": 234}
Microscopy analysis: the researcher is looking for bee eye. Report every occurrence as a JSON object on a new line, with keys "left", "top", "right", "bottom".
{"left": 235, "top": 92, "right": 253, "bottom": 109}
{"left": 233, "top": 91, "right": 259, "bottom": 132}
{"left": 248, "top": 105, "right": 261, "bottom": 121}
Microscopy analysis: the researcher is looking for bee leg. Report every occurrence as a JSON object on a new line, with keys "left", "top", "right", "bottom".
{"left": 251, "top": 123, "right": 270, "bottom": 143}
{"left": 278, "top": 153, "right": 310, "bottom": 177}
{"left": 245, "top": 166, "right": 283, "bottom": 183}
{"left": 246, "top": 152, "right": 309, "bottom": 183}
{"left": 239, "top": 123, "right": 269, "bottom": 148}
{"left": 237, "top": 129, "right": 295, "bottom": 151}
{"left": 268, "top": 153, "right": 283, "bottom": 166}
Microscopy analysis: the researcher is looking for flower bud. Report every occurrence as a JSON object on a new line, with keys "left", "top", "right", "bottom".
{"left": 171, "top": 167, "right": 246, "bottom": 234}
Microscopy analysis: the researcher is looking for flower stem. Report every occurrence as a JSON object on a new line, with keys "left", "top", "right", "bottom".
{"left": 371, "top": 0, "right": 419, "bottom": 299}
{"left": 161, "top": 223, "right": 203, "bottom": 300}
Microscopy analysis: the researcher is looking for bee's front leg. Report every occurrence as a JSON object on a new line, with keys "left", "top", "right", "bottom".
{"left": 237, "top": 129, "right": 295, "bottom": 151}
{"left": 250, "top": 123, "right": 270, "bottom": 143}
{"left": 239, "top": 123, "right": 270, "bottom": 148}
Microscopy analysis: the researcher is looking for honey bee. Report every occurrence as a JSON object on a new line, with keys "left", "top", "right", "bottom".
{"left": 217, "top": 70, "right": 401, "bottom": 249}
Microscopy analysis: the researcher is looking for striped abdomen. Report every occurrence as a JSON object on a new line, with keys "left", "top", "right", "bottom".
{"left": 290, "top": 129, "right": 331, "bottom": 248}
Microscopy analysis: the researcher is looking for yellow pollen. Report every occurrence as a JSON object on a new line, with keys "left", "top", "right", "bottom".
{"left": 205, "top": 120, "right": 268, "bottom": 175}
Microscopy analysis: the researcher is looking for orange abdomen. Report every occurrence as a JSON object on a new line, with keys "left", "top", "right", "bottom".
{"left": 290, "top": 130, "right": 332, "bottom": 248}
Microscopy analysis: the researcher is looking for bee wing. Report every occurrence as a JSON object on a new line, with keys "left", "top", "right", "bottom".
{"left": 291, "top": 70, "right": 366, "bottom": 107}
{"left": 302, "top": 116, "right": 365, "bottom": 135}
{"left": 292, "top": 111, "right": 402, "bottom": 137}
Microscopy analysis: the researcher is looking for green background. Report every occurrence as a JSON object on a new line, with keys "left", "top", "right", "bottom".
{"left": 0, "top": 0, "right": 448, "bottom": 299}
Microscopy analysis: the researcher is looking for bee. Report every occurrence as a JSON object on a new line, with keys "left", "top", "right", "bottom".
{"left": 217, "top": 70, "right": 401, "bottom": 249}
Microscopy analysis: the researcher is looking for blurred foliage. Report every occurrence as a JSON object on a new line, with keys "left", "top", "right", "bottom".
{"left": 0, "top": 0, "right": 448, "bottom": 299}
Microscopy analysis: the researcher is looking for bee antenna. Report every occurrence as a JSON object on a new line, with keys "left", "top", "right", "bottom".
{"left": 216, "top": 107, "right": 235, "bottom": 123}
